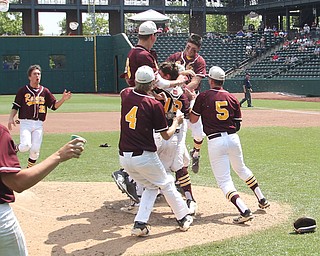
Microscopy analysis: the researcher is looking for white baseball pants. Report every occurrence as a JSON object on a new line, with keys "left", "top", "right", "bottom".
{"left": 18, "top": 119, "right": 43, "bottom": 160}
{"left": 207, "top": 132, "right": 253, "bottom": 196}
{"left": 120, "top": 151, "right": 189, "bottom": 223}
{"left": 0, "top": 203, "right": 28, "bottom": 256}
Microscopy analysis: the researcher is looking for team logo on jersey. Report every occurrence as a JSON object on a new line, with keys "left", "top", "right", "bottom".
{"left": 25, "top": 93, "right": 45, "bottom": 106}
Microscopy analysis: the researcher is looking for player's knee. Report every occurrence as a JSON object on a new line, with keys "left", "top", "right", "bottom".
{"left": 29, "top": 148, "right": 40, "bottom": 160}
{"left": 19, "top": 143, "right": 32, "bottom": 152}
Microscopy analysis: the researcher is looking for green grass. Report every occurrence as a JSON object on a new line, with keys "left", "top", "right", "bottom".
{"left": 0, "top": 93, "right": 121, "bottom": 114}
{"left": 7, "top": 94, "right": 320, "bottom": 256}
{"left": 1, "top": 93, "right": 319, "bottom": 115}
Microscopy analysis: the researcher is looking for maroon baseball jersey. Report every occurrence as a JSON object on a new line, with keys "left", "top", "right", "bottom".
{"left": 154, "top": 87, "right": 190, "bottom": 125}
{"left": 0, "top": 124, "right": 21, "bottom": 204}
{"left": 166, "top": 51, "right": 206, "bottom": 88}
{"left": 124, "top": 45, "right": 159, "bottom": 87}
{"left": 119, "top": 87, "right": 168, "bottom": 152}
{"left": 191, "top": 88, "right": 242, "bottom": 136}
{"left": 12, "top": 85, "right": 57, "bottom": 121}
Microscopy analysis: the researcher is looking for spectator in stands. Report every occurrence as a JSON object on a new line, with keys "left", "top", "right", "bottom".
{"left": 284, "top": 56, "right": 291, "bottom": 64}
{"left": 260, "top": 36, "right": 266, "bottom": 48}
{"left": 245, "top": 43, "right": 253, "bottom": 56}
{"left": 271, "top": 53, "right": 279, "bottom": 61}
{"left": 316, "top": 24, "right": 320, "bottom": 37}
{"left": 313, "top": 46, "right": 320, "bottom": 58}
{"left": 283, "top": 40, "right": 290, "bottom": 50}
{"left": 236, "top": 30, "right": 245, "bottom": 38}
{"left": 303, "top": 23, "right": 310, "bottom": 36}
{"left": 311, "top": 22, "right": 317, "bottom": 38}
{"left": 290, "top": 56, "right": 299, "bottom": 63}
{"left": 207, "top": 32, "right": 213, "bottom": 39}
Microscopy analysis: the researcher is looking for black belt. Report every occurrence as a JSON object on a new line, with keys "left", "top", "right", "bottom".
{"left": 208, "top": 131, "right": 236, "bottom": 140}
{"left": 119, "top": 150, "right": 143, "bottom": 157}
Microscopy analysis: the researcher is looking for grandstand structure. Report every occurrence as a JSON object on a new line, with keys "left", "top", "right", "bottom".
{"left": 1, "top": 0, "right": 320, "bottom": 96}
{"left": 9, "top": 0, "right": 320, "bottom": 36}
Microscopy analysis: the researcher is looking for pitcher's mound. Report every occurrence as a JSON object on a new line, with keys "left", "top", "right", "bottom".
{"left": 13, "top": 182, "right": 290, "bottom": 256}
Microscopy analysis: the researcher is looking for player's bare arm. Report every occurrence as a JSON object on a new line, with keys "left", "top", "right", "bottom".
{"left": 8, "top": 109, "right": 18, "bottom": 130}
{"left": 179, "top": 69, "right": 196, "bottom": 77}
{"left": 185, "top": 76, "right": 202, "bottom": 91}
{"left": 1, "top": 138, "right": 84, "bottom": 193}
{"left": 160, "top": 114, "right": 184, "bottom": 140}
{"left": 54, "top": 89, "right": 72, "bottom": 109}
{"left": 189, "top": 112, "right": 199, "bottom": 124}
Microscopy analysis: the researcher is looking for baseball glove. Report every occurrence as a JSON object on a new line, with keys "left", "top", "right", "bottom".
{"left": 293, "top": 217, "right": 317, "bottom": 234}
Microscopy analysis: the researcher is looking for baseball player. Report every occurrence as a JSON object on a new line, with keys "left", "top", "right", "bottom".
{"left": 154, "top": 62, "right": 197, "bottom": 214}
{"left": 112, "top": 20, "right": 189, "bottom": 203}
{"left": 119, "top": 65, "right": 193, "bottom": 236}
{"left": 8, "top": 64, "right": 72, "bottom": 168}
{"left": 166, "top": 33, "right": 207, "bottom": 173}
{"left": 120, "top": 20, "right": 186, "bottom": 88}
{"left": 0, "top": 123, "right": 85, "bottom": 256}
{"left": 189, "top": 66, "right": 270, "bottom": 224}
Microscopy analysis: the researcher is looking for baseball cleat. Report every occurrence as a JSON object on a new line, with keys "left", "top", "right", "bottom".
{"left": 187, "top": 199, "right": 198, "bottom": 216}
{"left": 112, "top": 169, "right": 140, "bottom": 203}
{"left": 258, "top": 198, "right": 270, "bottom": 209}
{"left": 233, "top": 209, "right": 254, "bottom": 224}
{"left": 131, "top": 221, "right": 150, "bottom": 237}
{"left": 177, "top": 215, "right": 193, "bottom": 231}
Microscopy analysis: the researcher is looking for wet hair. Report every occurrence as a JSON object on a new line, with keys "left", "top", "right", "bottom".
{"left": 159, "top": 62, "right": 179, "bottom": 80}
{"left": 187, "top": 33, "right": 202, "bottom": 48}
{"left": 27, "top": 64, "right": 41, "bottom": 77}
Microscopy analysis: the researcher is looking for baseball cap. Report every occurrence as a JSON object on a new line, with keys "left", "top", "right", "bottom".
{"left": 138, "top": 21, "right": 162, "bottom": 35}
{"left": 135, "top": 65, "right": 155, "bottom": 83}
{"left": 208, "top": 66, "right": 225, "bottom": 81}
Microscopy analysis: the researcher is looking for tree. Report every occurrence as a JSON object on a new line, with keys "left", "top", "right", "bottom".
{"left": 206, "top": 14, "right": 227, "bottom": 33}
{"left": 83, "top": 13, "right": 109, "bottom": 35}
{"left": 58, "top": 13, "right": 109, "bottom": 35}
{"left": 0, "top": 12, "right": 23, "bottom": 35}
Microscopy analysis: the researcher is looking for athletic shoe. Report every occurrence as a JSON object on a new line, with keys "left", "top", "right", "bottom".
{"left": 177, "top": 215, "right": 193, "bottom": 231}
{"left": 187, "top": 199, "right": 198, "bottom": 216}
{"left": 112, "top": 169, "right": 140, "bottom": 203}
{"left": 190, "top": 149, "right": 200, "bottom": 173}
{"left": 233, "top": 209, "right": 254, "bottom": 224}
{"left": 120, "top": 200, "right": 140, "bottom": 215}
{"left": 258, "top": 198, "right": 270, "bottom": 209}
{"left": 131, "top": 221, "right": 150, "bottom": 237}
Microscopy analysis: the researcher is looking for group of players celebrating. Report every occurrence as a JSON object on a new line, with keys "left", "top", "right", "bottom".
{"left": 113, "top": 20, "right": 270, "bottom": 237}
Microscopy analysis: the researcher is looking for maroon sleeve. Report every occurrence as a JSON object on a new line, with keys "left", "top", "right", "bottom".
{"left": 126, "top": 47, "right": 158, "bottom": 87}
{"left": 12, "top": 86, "right": 26, "bottom": 110}
{"left": 44, "top": 87, "right": 57, "bottom": 110}
{"left": 194, "top": 56, "right": 207, "bottom": 77}
{"left": 0, "top": 124, "right": 21, "bottom": 204}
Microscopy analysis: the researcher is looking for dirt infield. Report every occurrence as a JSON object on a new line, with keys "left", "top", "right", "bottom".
{"left": 3, "top": 93, "right": 319, "bottom": 255}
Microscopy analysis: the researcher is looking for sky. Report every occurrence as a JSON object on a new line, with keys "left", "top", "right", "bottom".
{"left": 39, "top": 12, "right": 65, "bottom": 35}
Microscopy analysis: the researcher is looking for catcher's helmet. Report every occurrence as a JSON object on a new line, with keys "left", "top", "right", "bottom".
{"left": 293, "top": 217, "right": 317, "bottom": 234}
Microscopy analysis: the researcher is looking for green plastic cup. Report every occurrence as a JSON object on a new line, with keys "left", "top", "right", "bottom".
{"left": 71, "top": 134, "right": 87, "bottom": 146}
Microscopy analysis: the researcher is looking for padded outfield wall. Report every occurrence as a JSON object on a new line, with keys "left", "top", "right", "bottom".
{"left": 0, "top": 35, "right": 319, "bottom": 96}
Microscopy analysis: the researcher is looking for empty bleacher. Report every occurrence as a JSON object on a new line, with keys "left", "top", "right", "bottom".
{"left": 127, "top": 32, "right": 281, "bottom": 74}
